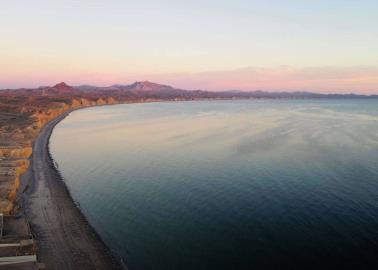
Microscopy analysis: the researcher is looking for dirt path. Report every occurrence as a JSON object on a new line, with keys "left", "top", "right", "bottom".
{"left": 20, "top": 111, "right": 125, "bottom": 270}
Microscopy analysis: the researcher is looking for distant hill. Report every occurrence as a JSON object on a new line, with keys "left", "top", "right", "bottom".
{"left": 38, "top": 82, "right": 75, "bottom": 95}
{"left": 1, "top": 81, "right": 377, "bottom": 99}
{"left": 53, "top": 82, "right": 73, "bottom": 91}
{"left": 74, "top": 81, "right": 378, "bottom": 99}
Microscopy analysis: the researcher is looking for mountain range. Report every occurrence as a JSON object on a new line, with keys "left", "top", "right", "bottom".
{"left": 1, "top": 81, "right": 377, "bottom": 99}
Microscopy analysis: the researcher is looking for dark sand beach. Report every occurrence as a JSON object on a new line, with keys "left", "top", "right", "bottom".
{"left": 19, "top": 111, "right": 124, "bottom": 270}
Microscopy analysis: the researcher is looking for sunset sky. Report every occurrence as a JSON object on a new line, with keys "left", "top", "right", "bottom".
{"left": 1, "top": 0, "right": 377, "bottom": 93}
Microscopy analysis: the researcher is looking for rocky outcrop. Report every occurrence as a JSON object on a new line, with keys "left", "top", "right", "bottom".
{"left": 106, "top": 97, "right": 117, "bottom": 105}
{"left": 96, "top": 98, "right": 107, "bottom": 106}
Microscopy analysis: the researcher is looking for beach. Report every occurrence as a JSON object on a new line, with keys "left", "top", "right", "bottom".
{"left": 19, "top": 111, "right": 124, "bottom": 270}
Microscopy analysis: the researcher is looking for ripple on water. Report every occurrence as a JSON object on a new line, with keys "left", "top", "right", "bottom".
{"left": 50, "top": 100, "right": 378, "bottom": 270}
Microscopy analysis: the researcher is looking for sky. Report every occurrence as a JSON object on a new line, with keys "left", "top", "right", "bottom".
{"left": 1, "top": 0, "right": 377, "bottom": 93}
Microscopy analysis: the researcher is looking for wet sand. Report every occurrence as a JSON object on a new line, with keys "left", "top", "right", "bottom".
{"left": 19, "top": 111, "right": 125, "bottom": 270}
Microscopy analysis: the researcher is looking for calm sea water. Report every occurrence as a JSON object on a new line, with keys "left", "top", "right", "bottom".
{"left": 50, "top": 100, "right": 378, "bottom": 270}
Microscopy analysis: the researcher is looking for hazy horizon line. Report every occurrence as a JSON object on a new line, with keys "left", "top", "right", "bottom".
{"left": 1, "top": 79, "right": 377, "bottom": 96}
{"left": 1, "top": 66, "right": 378, "bottom": 95}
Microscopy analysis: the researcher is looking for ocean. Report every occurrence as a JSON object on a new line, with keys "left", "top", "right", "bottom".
{"left": 50, "top": 99, "right": 378, "bottom": 269}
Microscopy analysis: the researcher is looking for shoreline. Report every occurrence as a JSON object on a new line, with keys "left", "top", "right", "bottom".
{"left": 13, "top": 99, "right": 235, "bottom": 269}
{"left": 18, "top": 107, "right": 125, "bottom": 269}
{"left": 13, "top": 98, "right": 267, "bottom": 269}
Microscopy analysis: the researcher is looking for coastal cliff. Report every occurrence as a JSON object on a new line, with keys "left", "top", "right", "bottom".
{"left": 0, "top": 83, "right": 122, "bottom": 214}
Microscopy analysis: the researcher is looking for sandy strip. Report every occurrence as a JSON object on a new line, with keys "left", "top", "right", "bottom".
{"left": 18, "top": 111, "right": 125, "bottom": 270}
